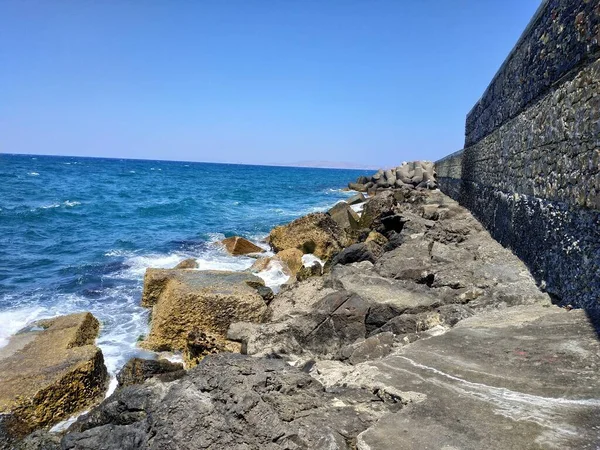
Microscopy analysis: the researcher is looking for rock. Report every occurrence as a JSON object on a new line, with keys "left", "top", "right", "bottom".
{"left": 0, "top": 313, "right": 108, "bottom": 444}
{"left": 173, "top": 258, "right": 198, "bottom": 269}
{"left": 331, "top": 242, "right": 383, "bottom": 266}
{"left": 348, "top": 182, "right": 367, "bottom": 192}
{"left": 184, "top": 329, "right": 241, "bottom": 367}
{"left": 382, "top": 231, "right": 405, "bottom": 252}
{"left": 269, "top": 213, "right": 349, "bottom": 261}
{"left": 256, "top": 285, "right": 275, "bottom": 303}
{"left": 116, "top": 358, "right": 184, "bottom": 388}
{"left": 338, "top": 332, "right": 395, "bottom": 365}
{"left": 346, "top": 193, "right": 367, "bottom": 205}
{"left": 356, "top": 175, "right": 369, "bottom": 185}
{"left": 359, "top": 191, "right": 397, "bottom": 229}
{"left": 328, "top": 201, "right": 361, "bottom": 231}
{"left": 421, "top": 204, "right": 440, "bottom": 220}
{"left": 266, "top": 276, "right": 337, "bottom": 322}
{"left": 57, "top": 354, "right": 392, "bottom": 450}
{"left": 221, "top": 236, "right": 265, "bottom": 256}
{"left": 275, "top": 248, "right": 304, "bottom": 276}
{"left": 236, "top": 291, "right": 370, "bottom": 359}
{"left": 380, "top": 214, "right": 407, "bottom": 234}
{"left": 140, "top": 269, "right": 270, "bottom": 352}
{"left": 297, "top": 262, "right": 323, "bottom": 282}
{"left": 373, "top": 311, "right": 442, "bottom": 336}
{"left": 365, "top": 230, "right": 388, "bottom": 246}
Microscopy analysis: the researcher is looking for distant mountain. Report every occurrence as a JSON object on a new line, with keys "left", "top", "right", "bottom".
{"left": 276, "top": 160, "right": 380, "bottom": 170}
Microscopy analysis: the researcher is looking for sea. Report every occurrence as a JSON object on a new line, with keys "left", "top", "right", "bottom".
{"left": 0, "top": 153, "right": 368, "bottom": 382}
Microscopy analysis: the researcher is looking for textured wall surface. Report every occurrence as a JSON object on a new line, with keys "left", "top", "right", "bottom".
{"left": 465, "top": 0, "right": 600, "bottom": 147}
{"left": 437, "top": 0, "right": 600, "bottom": 311}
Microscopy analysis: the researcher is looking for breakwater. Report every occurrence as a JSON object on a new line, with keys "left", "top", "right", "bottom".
{"left": 436, "top": 0, "right": 600, "bottom": 311}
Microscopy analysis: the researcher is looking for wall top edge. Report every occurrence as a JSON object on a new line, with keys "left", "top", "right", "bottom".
{"left": 435, "top": 149, "right": 464, "bottom": 165}
{"left": 465, "top": 0, "right": 550, "bottom": 120}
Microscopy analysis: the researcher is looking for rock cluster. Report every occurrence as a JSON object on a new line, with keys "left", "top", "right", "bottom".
{"left": 349, "top": 160, "right": 437, "bottom": 193}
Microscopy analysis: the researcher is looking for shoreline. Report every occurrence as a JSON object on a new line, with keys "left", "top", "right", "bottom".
{"left": 3, "top": 162, "right": 600, "bottom": 449}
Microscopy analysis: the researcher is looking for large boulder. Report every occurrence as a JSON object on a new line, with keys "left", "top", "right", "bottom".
{"left": 221, "top": 236, "right": 265, "bottom": 256}
{"left": 269, "top": 213, "right": 350, "bottom": 261}
{"left": 327, "top": 202, "right": 360, "bottom": 231}
{"left": 0, "top": 313, "right": 108, "bottom": 446}
{"left": 140, "top": 269, "right": 270, "bottom": 353}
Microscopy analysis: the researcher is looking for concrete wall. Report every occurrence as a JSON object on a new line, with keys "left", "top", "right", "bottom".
{"left": 437, "top": 0, "right": 600, "bottom": 311}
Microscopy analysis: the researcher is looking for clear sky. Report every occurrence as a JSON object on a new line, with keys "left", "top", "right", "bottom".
{"left": 1, "top": 0, "right": 540, "bottom": 167}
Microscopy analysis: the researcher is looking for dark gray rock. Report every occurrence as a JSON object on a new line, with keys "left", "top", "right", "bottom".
{"left": 56, "top": 354, "right": 394, "bottom": 450}
{"left": 346, "top": 193, "right": 366, "bottom": 205}
{"left": 331, "top": 242, "right": 382, "bottom": 266}
{"left": 116, "top": 358, "right": 184, "bottom": 388}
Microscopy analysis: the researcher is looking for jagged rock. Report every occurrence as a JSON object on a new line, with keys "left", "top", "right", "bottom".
{"left": 372, "top": 311, "right": 442, "bottom": 336}
{"left": 234, "top": 291, "right": 370, "bottom": 359}
{"left": 140, "top": 269, "right": 270, "bottom": 352}
{"left": 173, "top": 258, "right": 198, "bottom": 269}
{"left": 267, "top": 276, "right": 337, "bottom": 322}
{"left": 346, "top": 193, "right": 367, "bottom": 205}
{"left": 328, "top": 202, "right": 360, "bottom": 231}
{"left": 297, "top": 262, "right": 323, "bottom": 282}
{"left": 116, "top": 358, "right": 184, "bottom": 388}
{"left": 338, "top": 332, "right": 395, "bottom": 365}
{"left": 365, "top": 230, "right": 388, "bottom": 246}
{"left": 221, "top": 236, "right": 265, "bottom": 256}
{"left": 54, "top": 354, "right": 394, "bottom": 450}
{"left": 184, "top": 329, "right": 241, "bottom": 367}
{"left": 269, "top": 213, "right": 350, "bottom": 261}
{"left": 331, "top": 241, "right": 383, "bottom": 266}
{"left": 0, "top": 313, "right": 108, "bottom": 446}
{"left": 359, "top": 191, "right": 397, "bottom": 229}
{"left": 379, "top": 214, "right": 407, "bottom": 235}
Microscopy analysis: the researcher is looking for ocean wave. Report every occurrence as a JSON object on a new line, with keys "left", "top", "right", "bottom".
{"left": 28, "top": 172, "right": 40, "bottom": 176}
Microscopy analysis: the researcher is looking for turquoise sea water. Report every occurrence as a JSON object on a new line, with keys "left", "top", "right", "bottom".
{"left": 0, "top": 153, "right": 368, "bottom": 376}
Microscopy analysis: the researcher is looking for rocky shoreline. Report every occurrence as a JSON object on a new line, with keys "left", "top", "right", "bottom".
{"left": 2, "top": 162, "right": 599, "bottom": 449}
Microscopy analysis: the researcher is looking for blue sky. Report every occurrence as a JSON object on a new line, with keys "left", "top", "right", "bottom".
{"left": 1, "top": 1, "right": 540, "bottom": 167}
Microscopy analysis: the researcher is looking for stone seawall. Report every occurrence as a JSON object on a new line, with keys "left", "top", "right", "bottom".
{"left": 437, "top": 0, "right": 600, "bottom": 311}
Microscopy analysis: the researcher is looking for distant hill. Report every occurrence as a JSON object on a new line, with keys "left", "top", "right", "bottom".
{"left": 276, "top": 160, "right": 380, "bottom": 170}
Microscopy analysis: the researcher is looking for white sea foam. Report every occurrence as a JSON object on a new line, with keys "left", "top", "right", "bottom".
{"left": 0, "top": 306, "right": 48, "bottom": 348}
{"left": 255, "top": 260, "right": 290, "bottom": 293}
{"left": 302, "top": 254, "right": 324, "bottom": 268}
{"left": 28, "top": 172, "right": 39, "bottom": 176}
{"left": 351, "top": 202, "right": 365, "bottom": 213}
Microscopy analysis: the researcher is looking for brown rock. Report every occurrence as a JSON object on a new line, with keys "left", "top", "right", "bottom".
{"left": 275, "top": 248, "right": 304, "bottom": 275}
{"left": 328, "top": 202, "right": 360, "bottom": 231}
{"left": 174, "top": 258, "right": 198, "bottom": 269}
{"left": 184, "top": 329, "right": 242, "bottom": 368}
{"left": 221, "top": 236, "right": 265, "bottom": 256}
{"left": 140, "top": 269, "right": 270, "bottom": 353}
{"left": 269, "top": 213, "right": 350, "bottom": 261}
{"left": 0, "top": 313, "right": 108, "bottom": 441}
{"left": 365, "top": 231, "right": 388, "bottom": 246}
